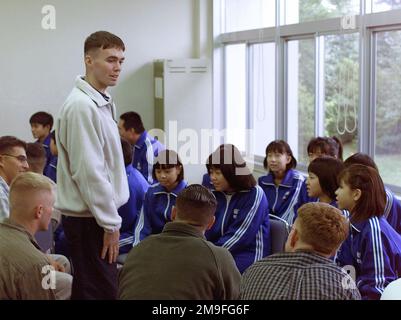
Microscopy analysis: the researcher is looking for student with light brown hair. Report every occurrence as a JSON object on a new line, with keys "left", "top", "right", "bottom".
{"left": 240, "top": 202, "right": 361, "bottom": 300}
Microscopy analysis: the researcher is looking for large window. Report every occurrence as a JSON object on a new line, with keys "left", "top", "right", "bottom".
{"left": 374, "top": 29, "right": 401, "bottom": 186}
{"left": 287, "top": 38, "right": 315, "bottom": 165}
{"left": 250, "top": 43, "right": 276, "bottom": 158}
{"left": 225, "top": 44, "right": 246, "bottom": 151}
{"left": 216, "top": 0, "right": 401, "bottom": 191}
{"left": 224, "top": 0, "right": 275, "bottom": 33}
{"left": 323, "top": 33, "right": 359, "bottom": 159}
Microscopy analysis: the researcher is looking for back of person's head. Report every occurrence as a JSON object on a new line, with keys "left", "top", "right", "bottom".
{"left": 84, "top": 30, "right": 125, "bottom": 54}
{"left": 152, "top": 149, "right": 184, "bottom": 182}
{"left": 343, "top": 153, "right": 378, "bottom": 171}
{"left": 338, "top": 164, "right": 386, "bottom": 223}
{"left": 307, "top": 136, "right": 343, "bottom": 161}
{"left": 26, "top": 143, "right": 47, "bottom": 174}
{"left": 0, "top": 136, "right": 27, "bottom": 154}
{"left": 9, "top": 172, "right": 55, "bottom": 219}
{"left": 308, "top": 156, "right": 344, "bottom": 200}
{"left": 296, "top": 202, "right": 349, "bottom": 255}
{"left": 120, "top": 111, "right": 145, "bottom": 134}
{"left": 175, "top": 184, "right": 217, "bottom": 227}
{"left": 29, "top": 111, "right": 53, "bottom": 129}
{"left": 121, "top": 138, "right": 133, "bottom": 166}
{"left": 206, "top": 144, "right": 256, "bottom": 191}
{"left": 263, "top": 140, "right": 297, "bottom": 171}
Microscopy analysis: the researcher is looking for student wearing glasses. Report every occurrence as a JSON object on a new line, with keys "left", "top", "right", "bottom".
{"left": 0, "top": 136, "right": 29, "bottom": 220}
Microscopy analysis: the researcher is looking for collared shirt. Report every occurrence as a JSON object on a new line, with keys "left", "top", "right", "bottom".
{"left": 0, "top": 218, "right": 56, "bottom": 300}
{"left": 240, "top": 250, "right": 361, "bottom": 300}
{"left": 0, "top": 176, "right": 10, "bottom": 220}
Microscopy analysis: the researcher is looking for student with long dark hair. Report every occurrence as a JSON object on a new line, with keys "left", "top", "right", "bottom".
{"left": 306, "top": 156, "right": 344, "bottom": 206}
{"left": 258, "top": 140, "right": 305, "bottom": 225}
{"left": 344, "top": 153, "right": 401, "bottom": 234}
{"left": 133, "top": 149, "right": 187, "bottom": 244}
{"left": 206, "top": 144, "right": 270, "bottom": 273}
{"left": 335, "top": 164, "right": 401, "bottom": 299}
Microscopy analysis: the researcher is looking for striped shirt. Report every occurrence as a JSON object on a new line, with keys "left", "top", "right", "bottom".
{"left": 240, "top": 250, "right": 361, "bottom": 300}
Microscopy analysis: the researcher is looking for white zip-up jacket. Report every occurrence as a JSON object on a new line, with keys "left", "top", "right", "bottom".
{"left": 55, "top": 76, "right": 129, "bottom": 232}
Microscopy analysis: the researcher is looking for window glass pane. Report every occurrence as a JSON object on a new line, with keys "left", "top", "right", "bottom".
{"left": 375, "top": 30, "right": 401, "bottom": 187}
{"left": 224, "top": 0, "right": 275, "bottom": 33}
{"left": 287, "top": 39, "right": 315, "bottom": 165}
{"left": 370, "top": 0, "right": 401, "bottom": 13}
{"left": 282, "top": 0, "right": 359, "bottom": 25}
{"left": 324, "top": 33, "right": 359, "bottom": 159}
{"left": 225, "top": 44, "right": 246, "bottom": 151}
{"left": 250, "top": 43, "right": 276, "bottom": 157}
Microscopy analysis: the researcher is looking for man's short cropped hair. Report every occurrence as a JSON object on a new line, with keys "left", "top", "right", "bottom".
{"left": 84, "top": 31, "right": 125, "bottom": 54}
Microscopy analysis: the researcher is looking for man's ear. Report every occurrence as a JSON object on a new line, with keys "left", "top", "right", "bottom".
{"left": 84, "top": 54, "right": 93, "bottom": 67}
{"left": 206, "top": 216, "right": 215, "bottom": 231}
{"left": 171, "top": 206, "right": 177, "bottom": 221}
{"left": 34, "top": 205, "right": 44, "bottom": 219}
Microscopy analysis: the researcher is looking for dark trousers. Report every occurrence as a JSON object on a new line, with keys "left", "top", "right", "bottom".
{"left": 62, "top": 216, "right": 118, "bottom": 300}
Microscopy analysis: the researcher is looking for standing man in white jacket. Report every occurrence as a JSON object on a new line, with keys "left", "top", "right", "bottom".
{"left": 55, "top": 31, "right": 129, "bottom": 300}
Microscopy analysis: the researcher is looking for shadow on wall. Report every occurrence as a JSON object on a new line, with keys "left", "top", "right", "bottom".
{"left": 113, "top": 62, "right": 154, "bottom": 131}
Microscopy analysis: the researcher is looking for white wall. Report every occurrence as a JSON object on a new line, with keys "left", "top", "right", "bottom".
{"left": 0, "top": 0, "right": 210, "bottom": 142}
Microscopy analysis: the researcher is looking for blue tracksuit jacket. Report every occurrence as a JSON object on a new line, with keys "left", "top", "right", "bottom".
{"left": 258, "top": 169, "right": 306, "bottom": 225}
{"left": 37, "top": 134, "right": 57, "bottom": 182}
{"left": 133, "top": 130, "right": 164, "bottom": 184}
{"left": 205, "top": 185, "right": 271, "bottom": 273}
{"left": 336, "top": 216, "right": 401, "bottom": 300}
{"left": 384, "top": 188, "right": 401, "bottom": 235}
{"left": 118, "top": 165, "right": 149, "bottom": 254}
{"left": 44, "top": 156, "right": 57, "bottom": 183}
{"left": 133, "top": 180, "right": 188, "bottom": 244}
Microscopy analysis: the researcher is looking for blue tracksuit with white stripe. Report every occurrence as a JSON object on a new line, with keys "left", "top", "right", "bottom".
{"left": 133, "top": 180, "right": 188, "bottom": 244}
{"left": 118, "top": 164, "right": 149, "bottom": 254}
{"left": 37, "top": 134, "right": 57, "bottom": 182}
{"left": 201, "top": 173, "right": 213, "bottom": 189}
{"left": 44, "top": 156, "right": 57, "bottom": 183}
{"left": 336, "top": 216, "right": 401, "bottom": 300}
{"left": 384, "top": 188, "right": 401, "bottom": 235}
{"left": 258, "top": 169, "right": 306, "bottom": 225}
{"left": 133, "top": 130, "right": 164, "bottom": 184}
{"left": 205, "top": 185, "right": 271, "bottom": 273}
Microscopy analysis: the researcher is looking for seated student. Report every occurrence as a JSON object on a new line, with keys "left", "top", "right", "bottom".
{"left": 26, "top": 143, "right": 47, "bottom": 174}
{"left": 258, "top": 140, "right": 305, "bottom": 225}
{"left": 335, "top": 164, "right": 401, "bottom": 299}
{"left": 44, "top": 130, "right": 58, "bottom": 183}
{"left": 307, "top": 136, "right": 343, "bottom": 162}
{"left": 0, "top": 172, "right": 72, "bottom": 300}
{"left": 0, "top": 136, "right": 29, "bottom": 220}
{"left": 206, "top": 144, "right": 270, "bottom": 273}
{"left": 133, "top": 149, "right": 187, "bottom": 244}
{"left": 118, "top": 111, "right": 164, "bottom": 184}
{"left": 118, "top": 138, "right": 149, "bottom": 255}
{"left": 306, "top": 156, "right": 344, "bottom": 206}
{"left": 344, "top": 153, "right": 401, "bottom": 235}
{"left": 29, "top": 111, "right": 56, "bottom": 181}
{"left": 118, "top": 184, "right": 241, "bottom": 300}
{"left": 240, "top": 202, "right": 361, "bottom": 300}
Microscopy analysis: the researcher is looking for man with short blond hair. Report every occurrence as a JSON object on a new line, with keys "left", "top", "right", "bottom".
{"left": 240, "top": 202, "right": 361, "bottom": 300}
{"left": 0, "top": 172, "right": 71, "bottom": 299}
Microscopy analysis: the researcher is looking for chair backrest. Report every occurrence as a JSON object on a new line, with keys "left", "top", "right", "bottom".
{"left": 269, "top": 214, "right": 290, "bottom": 254}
